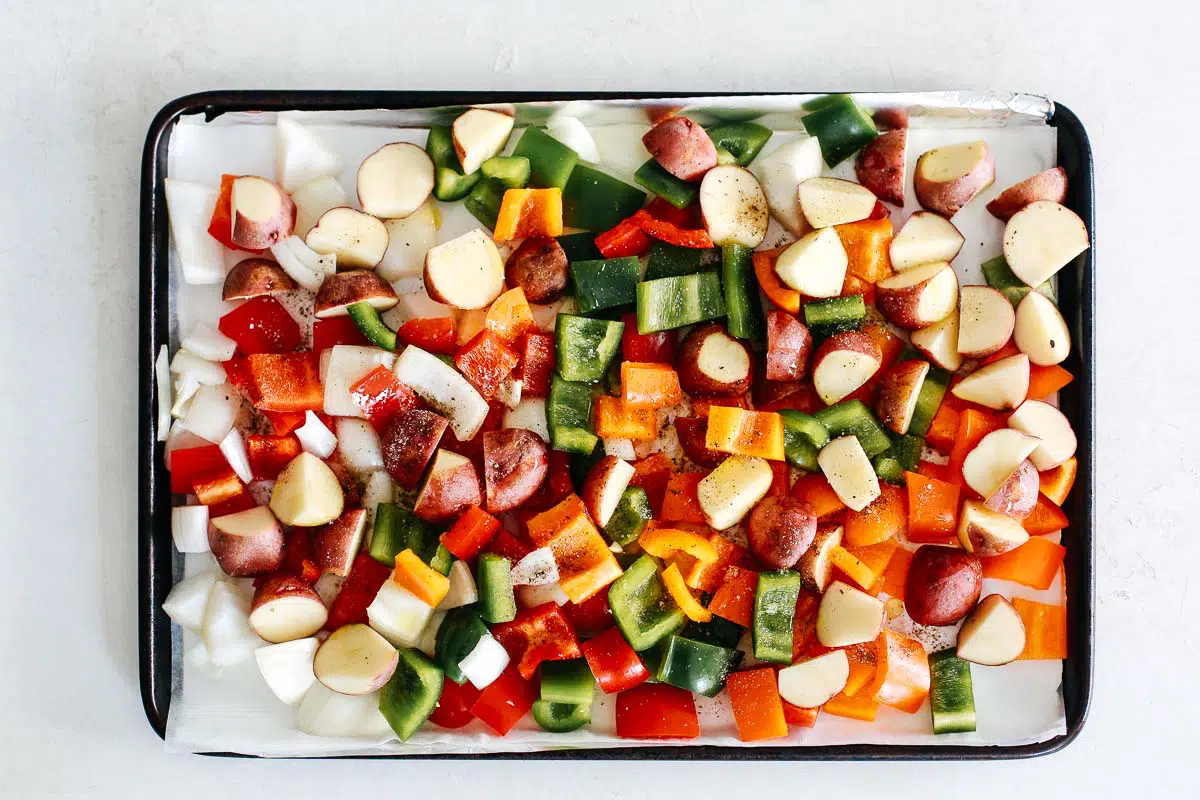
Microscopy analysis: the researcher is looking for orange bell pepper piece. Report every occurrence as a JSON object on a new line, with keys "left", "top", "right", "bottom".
{"left": 982, "top": 537, "right": 1066, "bottom": 589}
{"left": 753, "top": 249, "right": 801, "bottom": 314}
{"left": 661, "top": 563, "right": 712, "bottom": 622}
{"left": 845, "top": 539, "right": 899, "bottom": 596}
{"left": 593, "top": 395, "right": 657, "bottom": 441}
{"left": 639, "top": 527, "right": 719, "bottom": 564}
{"left": 392, "top": 549, "right": 451, "bottom": 607}
{"left": 782, "top": 701, "right": 820, "bottom": 728}
{"left": 629, "top": 452, "right": 674, "bottom": 516}
{"left": 440, "top": 506, "right": 502, "bottom": 560}
{"left": 904, "top": 471, "right": 960, "bottom": 543}
{"left": 1027, "top": 363, "right": 1074, "bottom": 400}
{"left": 492, "top": 188, "right": 563, "bottom": 242}
{"left": 823, "top": 691, "right": 879, "bottom": 722}
{"left": 704, "top": 406, "right": 786, "bottom": 461}
{"left": 726, "top": 668, "right": 788, "bottom": 742}
{"left": 1023, "top": 494, "right": 1069, "bottom": 535}
{"left": 925, "top": 403, "right": 960, "bottom": 455}
{"left": 191, "top": 467, "right": 244, "bottom": 506}
{"left": 844, "top": 482, "right": 907, "bottom": 547}
{"left": 980, "top": 340, "right": 1022, "bottom": 365}
{"left": 1013, "top": 598, "right": 1068, "bottom": 660}
{"left": 526, "top": 494, "right": 623, "bottom": 603}
{"left": 682, "top": 533, "right": 748, "bottom": 593}
{"left": 485, "top": 287, "right": 538, "bottom": 344}
{"left": 790, "top": 474, "right": 847, "bottom": 520}
{"left": 621, "top": 362, "right": 683, "bottom": 409}
{"left": 660, "top": 472, "right": 708, "bottom": 525}
{"left": 876, "top": 546, "right": 913, "bottom": 599}
{"left": 871, "top": 630, "right": 931, "bottom": 713}
{"left": 1039, "top": 458, "right": 1078, "bottom": 506}
{"left": 690, "top": 393, "right": 753, "bottom": 418}
{"left": 791, "top": 591, "right": 821, "bottom": 660}
{"left": 843, "top": 638, "right": 885, "bottom": 698}
{"left": 831, "top": 546, "right": 877, "bottom": 591}
{"left": 708, "top": 565, "right": 758, "bottom": 627}
{"left": 947, "top": 409, "right": 1004, "bottom": 487}
{"left": 835, "top": 217, "right": 894, "bottom": 284}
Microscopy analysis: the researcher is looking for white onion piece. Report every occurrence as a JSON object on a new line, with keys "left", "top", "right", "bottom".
{"left": 162, "top": 570, "right": 218, "bottom": 629}
{"left": 335, "top": 418, "right": 384, "bottom": 474}
{"left": 496, "top": 376, "right": 523, "bottom": 410}
{"left": 415, "top": 609, "right": 447, "bottom": 658}
{"left": 164, "top": 179, "right": 225, "bottom": 285}
{"left": 171, "top": 374, "right": 201, "bottom": 419}
{"left": 458, "top": 634, "right": 510, "bottom": 690}
{"left": 546, "top": 116, "right": 599, "bottom": 163}
{"left": 270, "top": 236, "right": 324, "bottom": 291}
{"left": 169, "top": 350, "right": 228, "bottom": 386}
{"left": 516, "top": 582, "right": 569, "bottom": 609}
{"left": 437, "top": 561, "right": 478, "bottom": 610}
{"left": 295, "top": 682, "right": 391, "bottom": 739}
{"left": 156, "top": 345, "right": 172, "bottom": 441}
{"left": 502, "top": 398, "right": 549, "bottom": 442}
{"left": 511, "top": 547, "right": 560, "bottom": 586}
{"left": 201, "top": 580, "right": 264, "bottom": 667}
{"left": 219, "top": 428, "right": 254, "bottom": 483}
{"left": 255, "top": 637, "right": 319, "bottom": 706}
{"left": 604, "top": 438, "right": 636, "bottom": 460}
{"left": 171, "top": 505, "right": 211, "bottom": 553}
{"left": 295, "top": 411, "right": 337, "bottom": 459}
{"left": 181, "top": 384, "right": 241, "bottom": 443}
{"left": 389, "top": 275, "right": 425, "bottom": 295}
{"left": 181, "top": 323, "right": 237, "bottom": 362}
{"left": 288, "top": 234, "right": 337, "bottom": 276}
{"left": 361, "top": 470, "right": 396, "bottom": 522}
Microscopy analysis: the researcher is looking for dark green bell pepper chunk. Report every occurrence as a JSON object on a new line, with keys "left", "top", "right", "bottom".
{"left": 753, "top": 570, "right": 803, "bottom": 664}
{"left": 801, "top": 94, "right": 879, "bottom": 168}
{"left": 656, "top": 634, "right": 740, "bottom": 697}
{"left": 562, "top": 165, "right": 646, "bottom": 230}
{"left": 608, "top": 555, "right": 685, "bottom": 651}
{"left": 704, "top": 122, "right": 773, "bottom": 167}
{"left": 513, "top": 126, "right": 579, "bottom": 190}
{"left": 434, "top": 605, "right": 488, "bottom": 685}
{"left": 634, "top": 159, "right": 699, "bottom": 209}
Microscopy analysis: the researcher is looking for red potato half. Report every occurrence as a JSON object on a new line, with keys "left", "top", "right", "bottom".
{"left": 774, "top": 227, "right": 849, "bottom": 299}
{"left": 817, "top": 580, "right": 886, "bottom": 647}
{"left": 357, "top": 142, "right": 435, "bottom": 220}
{"left": 957, "top": 286, "right": 1016, "bottom": 358}
{"left": 452, "top": 107, "right": 516, "bottom": 176}
{"left": 812, "top": 330, "right": 883, "bottom": 406}
{"left": 313, "top": 623, "right": 399, "bottom": 696}
{"left": 798, "top": 524, "right": 843, "bottom": 592}
{"left": 875, "top": 261, "right": 959, "bottom": 330}
{"left": 747, "top": 496, "right": 818, "bottom": 570}
{"left": 208, "top": 505, "right": 285, "bottom": 577}
{"left": 957, "top": 500, "right": 1030, "bottom": 557}
{"left": 314, "top": 270, "right": 398, "bottom": 319}
{"left": 483, "top": 428, "right": 550, "bottom": 513}
{"left": 765, "top": 311, "right": 812, "bottom": 381}
{"left": 642, "top": 117, "right": 719, "bottom": 182}
{"left": 961, "top": 428, "right": 1042, "bottom": 500}
{"left": 1002, "top": 200, "right": 1090, "bottom": 288}
{"left": 313, "top": 508, "right": 368, "bottom": 577}
{"left": 913, "top": 141, "right": 996, "bottom": 218}
{"left": 751, "top": 137, "right": 824, "bottom": 236}
{"left": 1007, "top": 400, "right": 1077, "bottom": 471}
{"left": 875, "top": 359, "right": 931, "bottom": 435}
{"left": 249, "top": 575, "right": 329, "bottom": 643}
{"left": 909, "top": 312, "right": 963, "bottom": 372}
{"left": 854, "top": 129, "right": 906, "bottom": 207}
{"left": 956, "top": 594, "right": 1027, "bottom": 666}
{"left": 904, "top": 546, "right": 983, "bottom": 627}
{"left": 678, "top": 324, "right": 753, "bottom": 396}
{"left": 983, "top": 459, "right": 1038, "bottom": 520}
{"left": 222, "top": 257, "right": 298, "bottom": 301}
{"left": 230, "top": 175, "right": 297, "bottom": 250}
{"left": 414, "top": 448, "right": 483, "bottom": 522}
{"left": 699, "top": 165, "right": 769, "bottom": 248}
{"left": 889, "top": 211, "right": 965, "bottom": 272}
{"left": 505, "top": 237, "right": 569, "bottom": 304}
{"left": 986, "top": 167, "right": 1068, "bottom": 221}
{"left": 1014, "top": 291, "right": 1071, "bottom": 366}
{"left": 951, "top": 354, "right": 1030, "bottom": 411}
{"left": 305, "top": 207, "right": 390, "bottom": 269}
{"left": 798, "top": 177, "right": 878, "bottom": 229}
{"left": 382, "top": 409, "right": 450, "bottom": 489}
{"left": 581, "top": 455, "right": 636, "bottom": 527}
{"left": 424, "top": 228, "right": 506, "bottom": 310}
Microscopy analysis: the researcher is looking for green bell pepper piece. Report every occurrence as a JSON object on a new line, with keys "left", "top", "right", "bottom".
{"left": 982, "top": 255, "right": 1057, "bottom": 307}
{"left": 562, "top": 165, "right": 646, "bottom": 230}
{"left": 532, "top": 699, "right": 591, "bottom": 732}
{"left": 636, "top": 271, "right": 727, "bottom": 334}
{"left": 434, "top": 605, "right": 489, "bottom": 685}
{"left": 465, "top": 178, "right": 507, "bottom": 230}
{"left": 753, "top": 570, "right": 803, "bottom": 664}
{"left": 814, "top": 400, "right": 893, "bottom": 459}
{"left": 780, "top": 411, "right": 830, "bottom": 472}
{"left": 682, "top": 614, "right": 744, "bottom": 650}
{"left": 801, "top": 94, "right": 879, "bottom": 168}
{"left": 430, "top": 543, "right": 454, "bottom": 576}
{"left": 604, "top": 486, "right": 652, "bottom": 546}
{"left": 557, "top": 231, "right": 602, "bottom": 263}
{"left": 476, "top": 553, "right": 517, "bottom": 624}
{"left": 480, "top": 155, "right": 531, "bottom": 189}
{"left": 513, "top": 126, "right": 579, "bottom": 190}
{"left": 908, "top": 366, "right": 950, "bottom": 438}
{"left": 426, "top": 126, "right": 480, "bottom": 201}
{"left": 555, "top": 314, "right": 623, "bottom": 383}
{"left": 547, "top": 375, "right": 598, "bottom": 455}
{"left": 540, "top": 658, "right": 595, "bottom": 705}
{"left": 705, "top": 122, "right": 773, "bottom": 167}
{"left": 568, "top": 440, "right": 606, "bottom": 492}
{"left": 379, "top": 649, "right": 444, "bottom": 741}
{"left": 570, "top": 257, "right": 641, "bottom": 314}
{"left": 644, "top": 241, "right": 709, "bottom": 280}
{"left": 873, "top": 452, "right": 905, "bottom": 485}
{"left": 721, "top": 243, "right": 765, "bottom": 341}
{"left": 369, "top": 504, "right": 440, "bottom": 567}
{"left": 634, "top": 159, "right": 699, "bottom": 209}
{"left": 656, "top": 635, "right": 740, "bottom": 697}
{"left": 803, "top": 295, "right": 867, "bottom": 338}
{"left": 608, "top": 555, "right": 686, "bottom": 651}
{"left": 347, "top": 301, "right": 398, "bottom": 352}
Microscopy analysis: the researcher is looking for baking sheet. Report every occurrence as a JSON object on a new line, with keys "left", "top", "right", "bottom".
{"left": 161, "top": 94, "right": 1067, "bottom": 756}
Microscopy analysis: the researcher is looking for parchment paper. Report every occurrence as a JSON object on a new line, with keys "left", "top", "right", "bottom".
{"left": 162, "top": 94, "right": 1066, "bottom": 756}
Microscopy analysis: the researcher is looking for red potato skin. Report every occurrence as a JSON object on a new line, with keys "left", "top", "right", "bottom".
{"left": 747, "top": 496, "right": 818, "bottom": 570}
{"left": 875, "top": 359, "right": 929, "bottom": 435}
{"left": 914, "top": 143, "right": 996, "bottom": 218}
{"left": 314, "top": 270, "right": 398, "bottom": 318}
{"left": 873, "top": 108, "right": 909, "bottom": 130}
{"left": 505, "top": 237, "right": 569, "bottom": 304}
{"left": 222, "top": 257, "right": 298, "bottom": 301}
{"left": 855, "top": 129, "right": 907, "bottom": 207}
{"left": 983, "top": 459, "right": 1038, "bottom": 520}
{"left": 673, "top": 417, "right": 727, "bottom": 469}
{"left": 483, "top": 428, "right": 549, "bottom": 513}
{"left": 382, "top": 409, "right": 450, "bottom": 489}
{"left": 231, "top": 179, "right": 297, "bottom": 250}
{"left": 313, "top": 508, "right": 368, "bottom": 577}
{"left": 766, "top": 311, "right": 813, "bottom": 382}
{"left": 208, "top": 522, "right": 285, "bottom": 578}
{"left": 678, "top": 324, "right": 753, "bottom": 397}
{"left": 876, "top": 266, "right": 957, "bottom": 331}
{"left": 986, "top": 167, "right": 1068, "bottom": 221}
{"left": 904, "top": 546, "right": 983, "bottom": 627}
{"left": 642, "top": 117, "right": 719, "bottom": 182}
{"left": 813, "top": 330, "right": 882, "bottom": 373}
{"left": 414, "top": 457, "right": 483, "bottom": 522}
{"left": 251, "top": 574, "right": 324, "bottom": 613}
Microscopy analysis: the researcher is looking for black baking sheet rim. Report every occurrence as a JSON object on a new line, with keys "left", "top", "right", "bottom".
{"left": 138, "top": 90, "right": 1095, "bottom": 760}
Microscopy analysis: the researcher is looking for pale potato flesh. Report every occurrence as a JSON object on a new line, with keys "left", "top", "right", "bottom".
{"left": 960, "top": 429, "right": 1042, "bottom": 499}
{"left": 1007, "top": 400, "right": 1077, "bottom": 471}
{"left": 1002, "top": 200, "right": 1090, "bottom": 288}
{"left": 269, "top": 452, "right": 345, "bottom": 527}
{"left": 699, "top": 166, "right": 769, "bottom": 248}
{"left": 957, "top": 286, "right": 1016, "bottom": 357}
{"left": 918, "top": 141, "right": 991, "bottom": 182}
{"left": 424, "top": 228, "right": 505, "bottom": 310}
{"left": 313, "top": 623, "right": 399, "bottom": 696}
{"left": 697, "top": 455, "right": 773, "bottom": 530}
{"left": 774, "top": 227, "right": 849, "bottom": 298}
{"left": 951, "top": 354, "right": 1030, "bottom": 410}
{"left": 813, "top": 350, "right": 879, "bottom": 406}
{"left": 357, "top": 143, "right": 435, "bottom": 220}
{"left": 453, "top": 108, "right": 515, "bottom": 176}
{"left": 818, "top": 436, "right": 880, "bottom": 512}
{"left": 797, "top": 177, "right": 877, "bottom": 229}
{"left": 1014, "top": 290, "right": 1071, "bottom": 366}
{"left": 777, "top": 650, "right": 850, "bottom": 708}
{"left": 816, "top": 580, "right": 885, "bottom": 647}
{"left": 957, "top": 595, "right": 1027, "bottom": 666}
{"left": 910, "top": 312, "right": 963, "bottom": 371}
{"left": 305, "top": 207, "right": 389, "bottom": 268}
{"left": 890, "top": 211, "right": 965, "bottom": 271}
{"left": 697, "top": 330, "right": 752, "bottom": 383}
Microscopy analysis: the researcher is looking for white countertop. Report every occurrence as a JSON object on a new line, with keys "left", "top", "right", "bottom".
{"left": 0, "top": 0, "right": 1193, "bottom": 795}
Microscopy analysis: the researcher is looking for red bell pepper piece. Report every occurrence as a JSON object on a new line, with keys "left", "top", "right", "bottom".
{"left": 470, "top": 665, "right": 539, "bottom": 735}
{"left": 428, "top": 678, "right": 481, "bottom": 730}
{"left": 645, "top": 197, "right": 703, "bottom": 229}
{"left": 490, "top": 602, "right": 582, "bottom": 680}
{"left": 279, "top": 529, "right": 317, "bottom": 583}
{"left": 222, "top": 356, "right": 258, "bottom": 402}
{"left": 630, "top": 208, "right": 714, "bottom": 249}
{"left": 246, "top": 353, "right": 324, "bottom": 413}
{"left": 455, "top": 330, "right": 519, "bottom": 400}
{"left": 312, "top": 316, "right": 369, "bottom": 353}
{"left": 518, "top": 332, "right": 555, "bottom": 398}
{"left": 487, "top": 527, "right": 535, "bottom": 563}
{"left": 440, "top": 506, "right": 501, "bottom": 560}
{"left": 521, "top": 449, "right": 573, "bottom": 512}
{"left": 398, "top": 317, "right": 458, "bottom": 355}
{"left": 191, "top": 463, "right": 243, "bottom": 506}
{"left": 561, "top": 591, "right": 614, "bottom": 638}
{"left": 207, "top": 174, "right": 262, "bottom": 253}
{"left": 581, "top": 627, "right": 649, "bottom": 694}
{"left": 782, "top": 700, "right": 820, "bottom": 728}
{"left": 218, "top": 296, "right": 302, "bottom": 355}
{"left": 615, "top": 684, "right": 700, "bottom": 739}
{"left": 621, "top": 312, "right": 676, "bottom": 363}
{"left": 326, "top": 553, "right": 392, "bottom": 630}
{"left": 246, "top": 434, "right": 303, "bottom": 480}
{"left": 629, "top": 452, "right": 674, "bottom": 517}
{"left": 168, "top": 445, "right": 227, "bottom": 494}
{"left": 350, "top": 365, "right": 418, "bottom": 431}
{"left": 207, "top": 490, "right": 257, "bottom": 518}
{"left": 260, "top": 410, "right": 303, "bottom": 435}
{"left": 594, "top": 218, "right": 652, "bottom": 258}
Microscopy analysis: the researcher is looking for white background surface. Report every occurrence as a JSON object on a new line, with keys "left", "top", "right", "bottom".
{"left": 0, "top": 0, "right": 1193, "bottom": 795}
